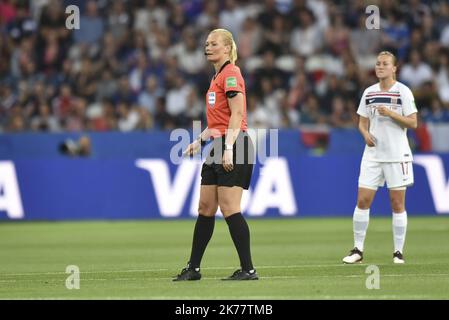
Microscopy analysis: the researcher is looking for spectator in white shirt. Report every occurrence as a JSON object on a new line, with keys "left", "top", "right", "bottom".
{"left": 290, "top": 9, "right": 323, "bottom": 57}
{"left": 399, "top": 50, "right": 434, "bottom": 89}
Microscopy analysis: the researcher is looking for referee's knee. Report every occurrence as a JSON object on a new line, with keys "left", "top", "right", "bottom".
{"left": 219, "top": 203, "right": 241, "bottom": 216}
{"left": 198, "top": 202, "right": 218, "bottom": 216}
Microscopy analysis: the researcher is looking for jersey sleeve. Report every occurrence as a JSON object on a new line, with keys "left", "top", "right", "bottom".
{"left": 357, "top": 89, "right": 368, "bottom": 117}
{"left": 401, "top": 86, "right": 418, "bottom": 116}
{"left": 222, "top": 68, "right": 244, "bottom": 94}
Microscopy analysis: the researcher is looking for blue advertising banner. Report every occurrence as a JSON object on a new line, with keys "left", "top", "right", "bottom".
{"left": 0, "top": 132, "right": 448, "bottom": 220}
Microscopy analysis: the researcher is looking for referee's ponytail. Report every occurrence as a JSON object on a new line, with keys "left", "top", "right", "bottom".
{"left": 211, "top": 29, "right": 238, "bottom": 64}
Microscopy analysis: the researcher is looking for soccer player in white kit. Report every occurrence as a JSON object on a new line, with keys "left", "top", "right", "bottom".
{"left": 342, "top": 51, "right": 418, "bottom": 264}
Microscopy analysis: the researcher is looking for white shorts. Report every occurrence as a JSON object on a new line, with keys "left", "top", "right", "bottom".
{"left": 358, "top": 159, "right": 414, "bottom": 190}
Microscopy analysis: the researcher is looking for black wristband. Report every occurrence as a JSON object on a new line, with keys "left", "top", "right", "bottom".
{"left": 197, "top": 137, "right": 206, "bottom": 146}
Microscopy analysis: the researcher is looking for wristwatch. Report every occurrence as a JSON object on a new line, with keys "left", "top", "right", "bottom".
{"left": 225, "top": 144, "right": 233, "bottom": 150}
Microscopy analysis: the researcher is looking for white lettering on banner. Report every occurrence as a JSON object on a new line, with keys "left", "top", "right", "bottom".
{"left": 414, "top": 155, "right": 449, "bottom": 214}
{"left": 137, "top": 157, "right": 297, "bottom": 217}
{"left": 0, "top": 161, "right": 24, "bottom": 219}
{"left": 136, "top": 159, "right": 198, "bottom": 217}
{"left": 189, "top": 167, "right": 252, "bottom": 217}
{"left": 248, "top": 158, "right": 297, "bottom": 216}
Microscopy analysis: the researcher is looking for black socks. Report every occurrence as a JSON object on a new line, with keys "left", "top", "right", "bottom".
{"left": 188, "top": 213, "right": 254, "bottom": 272}
{"left": 189, "top": 215, "right": 215, "bottom": 269}
{"left": 225, "top": 212, "right": 254, "bottom": 272}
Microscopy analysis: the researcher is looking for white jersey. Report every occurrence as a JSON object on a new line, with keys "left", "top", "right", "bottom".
{"left": 357, "top": 81, "right": 417, "bottom": 162}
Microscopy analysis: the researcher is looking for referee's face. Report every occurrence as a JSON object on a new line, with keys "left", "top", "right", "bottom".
{"left": 205, "top": 33, "right": 228, "bottom": 63}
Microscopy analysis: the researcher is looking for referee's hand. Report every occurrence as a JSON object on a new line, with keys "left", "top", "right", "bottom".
{"left": 183, "top": 140, "right": 201, "bottom": 157}
{"left": 222, "top": 150, "right": 234, "bottom": 172}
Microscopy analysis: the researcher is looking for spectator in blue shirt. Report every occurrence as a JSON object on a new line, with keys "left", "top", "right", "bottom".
{"left": 73, "top": 0, "right": 104, "bottom": 45}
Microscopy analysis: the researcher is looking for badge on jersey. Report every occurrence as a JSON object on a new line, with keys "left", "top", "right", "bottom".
{"left": 208, "top": 92, "right": 216, "bottom": 107}
{"left": 225, "top": 77, "right": 237, "bottom": 88}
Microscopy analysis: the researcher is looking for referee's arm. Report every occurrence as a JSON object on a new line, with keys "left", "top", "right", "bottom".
{"left": 198, "top": 127, "right": 211, "bottom": 144}
{"left": 225, "top": 92, "right": 244, "bottom": 146}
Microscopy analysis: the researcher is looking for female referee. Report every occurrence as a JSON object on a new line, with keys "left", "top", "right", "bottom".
{"left": 173, "top": 29, "right": 258, "bottom": 281}
{"left": 343, "top": 51, "right": 418, "bottom": 264}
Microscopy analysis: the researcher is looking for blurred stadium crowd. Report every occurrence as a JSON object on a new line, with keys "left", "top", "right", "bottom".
{"left": 0, "top": 0, "right": 448, "bottom": 137}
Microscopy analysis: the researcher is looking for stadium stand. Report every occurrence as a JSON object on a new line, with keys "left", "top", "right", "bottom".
{"left": 1, "top": 0, "right": 449, "bottom": 151}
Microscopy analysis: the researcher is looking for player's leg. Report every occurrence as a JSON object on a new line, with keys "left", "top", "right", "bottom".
{"left": 389, "top": 188, "right": 407, "bottom": 263}
{"left": 343, "top": 159, "right": 382, "bottom": 264}
{"left": 218, "top": 186, "right": 258, "bottom": 280}
{"left": 354, "top": 187, "right": 377, "bottom": 250}
{"left": 343, "top": 187, "right": 377, "bottom": 263}
{"left": 174, "top": 161, "right": 219, "bottom": 281}
{"left": 385, "top": 161, "right": 413, "bottom": 264}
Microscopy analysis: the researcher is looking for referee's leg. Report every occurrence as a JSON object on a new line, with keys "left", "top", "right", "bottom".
{"left": 173, "top": 185, "right": 217, "bottom": 281}
{"left": 219, "top": 186, "right": 258, "bottom": 280}
{"left": 189, "top": 185, "right": 218, "bottom": 268}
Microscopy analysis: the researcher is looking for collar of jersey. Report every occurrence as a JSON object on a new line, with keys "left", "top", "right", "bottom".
{"left": 213, "top": 60, "right": 231, "bottom": 80}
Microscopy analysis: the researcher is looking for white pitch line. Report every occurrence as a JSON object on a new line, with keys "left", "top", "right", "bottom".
{"left": 1, "top": 263, "right": 447, "bottom": 277}
{"left": 0, "top": 264, "right": 353, "bottom": 277}
{"left": 0, "top": 269, "right": 170, "bottom": 276}
{"left": 1, "top": 273, "right": 448, "bottom": 283}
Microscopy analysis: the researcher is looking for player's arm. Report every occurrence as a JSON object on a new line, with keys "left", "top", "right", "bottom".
{"left": 359, "top": 116, "right": 376, "bottom": 147}
{"left": 377, "top": 107, "right": 418, "bottom": 129}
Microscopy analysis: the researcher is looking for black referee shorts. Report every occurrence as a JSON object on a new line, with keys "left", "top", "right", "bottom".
{"left": 201, "top": 131, "right": 254, "bottom": 190}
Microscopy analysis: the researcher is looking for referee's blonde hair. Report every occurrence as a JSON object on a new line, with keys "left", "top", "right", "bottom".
{"left": 210, "top": 28, "right": 238, "bottom": 64}
{"left": 378, "top": 51, "right": 397, "bottom": 80}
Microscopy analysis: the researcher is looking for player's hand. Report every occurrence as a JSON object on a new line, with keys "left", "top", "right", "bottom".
{"left": 363, "top": 133, "right": 377, "bottom": 147}
{"left": 377, "top": 105, "right": 391, "bottom": 117}
{"left": 183, "top": 140, "right": 201, "bottom": 157}
{"left": 222, "top": 150, "right": 234, "bottom": 172}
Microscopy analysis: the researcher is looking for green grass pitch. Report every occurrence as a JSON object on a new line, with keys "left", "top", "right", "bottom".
{"left": 0, "top": 216, "right": 448, "bottom": 299}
